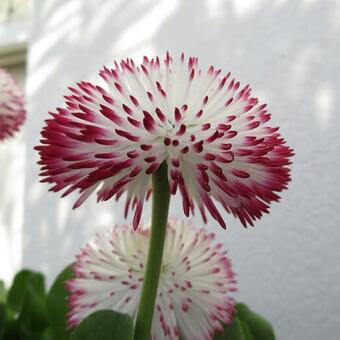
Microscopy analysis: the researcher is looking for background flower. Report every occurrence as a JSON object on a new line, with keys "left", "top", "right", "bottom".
{"left": 0, "top": 68, "right": 26, "bottom": 141}
{"left": 66, "top": 220, "right": 236, "bottom": 339}
{"left": 36, "top": 53, "right": 293, "bottom": 229}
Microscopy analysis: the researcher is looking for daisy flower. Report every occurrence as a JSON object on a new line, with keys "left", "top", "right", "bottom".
{"left": 66, "top": 220, "right": 236, "bottom": 339}
{"left": 0, "top": 68, "right": 26, "bottom": 141}
{"left": 36, "top": 53, "right": 293, "bottom": 229}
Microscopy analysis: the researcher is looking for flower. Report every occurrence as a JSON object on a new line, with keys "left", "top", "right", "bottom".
{"left": 0, "top": 68, "right": 26, "bottom": 141}
{"left": 66, "top": 220, "right": 236, "bottom": 339}
{"left": 36, "top": 53, "right": 293, "bottom": 229}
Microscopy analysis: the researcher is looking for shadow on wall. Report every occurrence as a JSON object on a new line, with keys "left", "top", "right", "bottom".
{"left": 23, "top": 0, "right": 340, "bottom": 339}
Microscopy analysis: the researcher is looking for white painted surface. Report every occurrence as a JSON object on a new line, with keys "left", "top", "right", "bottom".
{"left": 0, "top": 0, "right": 28, "bottom": 24}
{"left": 0, "top": 0, "right": 28, "bottom": 49}
{"left": 21, "top": 0, "right": 340, "bottom": 339}
{"left": 0, "top": 19, "right": 28, "bottom": 49}
{"left": 0, "top": 6, "right": 28, "bottom": 283}
{"left": 0, "top": 64, "right": 26, "bottom": 285}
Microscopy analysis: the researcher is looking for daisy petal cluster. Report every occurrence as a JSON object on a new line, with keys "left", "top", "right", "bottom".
{"left": 36, "top": 53, "right": 293, "bottom": 229}
{"left": 66, "top": 220, "right": 236, "bottom": 339}
{"left": 0, "top": 68, "right": 26, "bottom": 141}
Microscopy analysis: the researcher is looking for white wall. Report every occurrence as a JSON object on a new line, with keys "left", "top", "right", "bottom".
{"left": 0, "top": 1, "right": 28, "bottom": 285}
{"left": 23, "top": 0, "right": 340, "bottom": 339}
{"left": 0, "top": 63, "right": 26, "bottom": 285}
{"left": 0, "top": 0, "right": 28, "bottom": 24}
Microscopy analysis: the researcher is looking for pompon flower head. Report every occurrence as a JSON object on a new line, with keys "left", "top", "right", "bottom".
{"left": 66, "top": 220, "right": 236, "bottom": 339}
{"left": 0, "top": 68, "right": 26, "bottom": 141}
{"left": 35, "top": 53, "right": 293, "bottom": 229}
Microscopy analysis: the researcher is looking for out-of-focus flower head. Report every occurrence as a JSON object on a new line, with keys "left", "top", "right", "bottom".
{"left": 36, "top": 53, "right": 293, "bottom": 229}
{"left": 0, "top": 68, "right": 26, "bottom": 141}
{"left": 66, "top": 220, "right": 236, "bottom": 339}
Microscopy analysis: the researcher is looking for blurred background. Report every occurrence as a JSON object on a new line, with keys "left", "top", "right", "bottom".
{"left": 0, "top": 0, "right": 27, "bottom": 294}
{"left": 0, "top": 0, "right": 340, "bottom": 339}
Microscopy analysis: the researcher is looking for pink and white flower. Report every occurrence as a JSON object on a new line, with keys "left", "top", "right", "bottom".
{"left": 0, "top": 68, "right": 26, "bottom": 141}
{"left": 66, "top": 220, "right": 236, "bottom": 339}
{"left": 36, "top": 53, "right": 293, "bottom": 229}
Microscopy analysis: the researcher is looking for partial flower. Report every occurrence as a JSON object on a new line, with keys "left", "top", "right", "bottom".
{"left": 35, "top": 53, "right": 293, "bottom": 229}
{"left": 66, "top": 220, "right": 236, "bottom": 339}
{"left": 0, "top": 68, "right": 26, "bottom": 141}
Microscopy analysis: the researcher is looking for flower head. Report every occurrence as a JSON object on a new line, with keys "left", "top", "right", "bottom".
{"left": 66, "top": 220, "right": 236, "bottom": 339}
{"left": 36, "top": 53, "right": 293, "bottom": 229}
{"left": 0, "top": 68, "right": 26, "bottom": 141}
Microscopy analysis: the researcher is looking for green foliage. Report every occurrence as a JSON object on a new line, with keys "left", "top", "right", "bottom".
{"left": 46, "top": 265, "right": 73, "bottom": 340}
{"left": 214, "top": 316, "right": 253, "bottom": 340}
{"left": 0, "top": 303, "right": 6, "bottom": 339}
{"left": 214, "top": 303, "right": 276, "bottom": 340}
{"left": 2, "top": 319, "right": 22, "bottom": 340}
{"left": 235, "top": 303, "right": 276, "bottom": 340}
{"left": 7, "top": 270, "right": 36, "bottom": 313}
{"left": 18, "top": 280, "right": 48, "bottom": 333}
{"left": 0, "top": 266, "right": 135, "bottom": 340}
{"left": 0, "top": 281, "right": 6, "bottom": 304}
{"left": 1, "top": 270, "right": 48, "bottom": 340}
{"left": 1, "top": 268, "right": 278, "bottom": 340}
{"left": 0, "top": 266, "right": 75, "bottom": 340}
{"left": 69, "top": 310, "right": 134, "bottom": 340}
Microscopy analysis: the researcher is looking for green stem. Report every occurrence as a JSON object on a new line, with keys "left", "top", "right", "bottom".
{"left": 134, "top": 162, "right": 170, "bottom": 340}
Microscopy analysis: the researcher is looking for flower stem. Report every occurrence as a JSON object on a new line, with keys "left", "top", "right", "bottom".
{"left": 134, "top": 162, "right": 170, "bottom": 340}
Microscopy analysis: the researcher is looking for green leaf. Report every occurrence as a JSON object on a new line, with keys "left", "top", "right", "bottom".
{"left": 46, "top": 265, "right": 74, "bottom": 340}
{"left": 2, "top": 319, "right": 48, "bottom": 340}
{"left": 70, "top": 310, "right": 134, "bottom": 340}
{"left": 7, "top": 270, "right": 45, "bottom": 313}
{"left": 0, "top": 303, "right": 6, "bottom": 339}
{"left": 18, "top": 283, "right": 48, "bottom": 333}
{"left": 0, "top": 281, "right": 6, "bottom": 304}
{"left": 235, "top": 303, "right": 276, "bottom": 340}
{"left": 2, "top": 319, "right": 22, "bottom": 340}
{"left": 28, "top": 273, "right": 46, "bottom": 299}
{"left": 7, "top": 270, "right": 33, "bottom": 313}
{"left": 239, "top": 320, "right": 254, "bottom": 340}
{"left": 214, "top": 316, "right": 253, "bottom": 340}
{"left": 6, "top": 270, "right": 47, "bottom": 336}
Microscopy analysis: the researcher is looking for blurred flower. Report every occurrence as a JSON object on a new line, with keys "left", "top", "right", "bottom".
{"left": 36, "top": 53, "right": 293, "bottom": 229}
{"left": 66, "top": 220, "right": 236, "bottom": 339}
{"left": 0, "top": 68, "right": 26, "bottom": 141}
